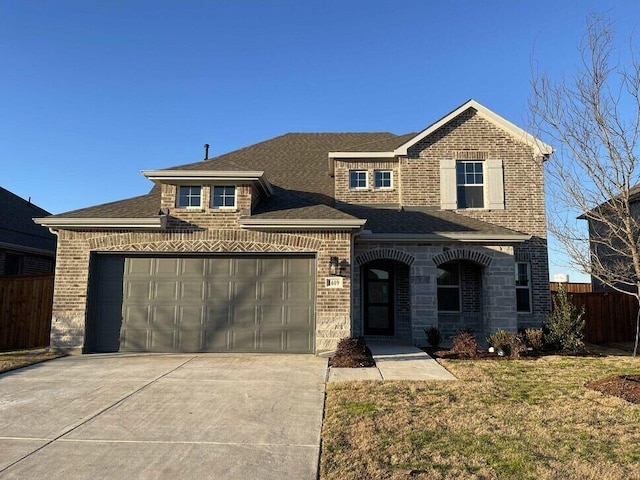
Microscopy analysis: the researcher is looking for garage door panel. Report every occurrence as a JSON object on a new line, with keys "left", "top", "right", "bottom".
{"left": 231, "top": 305, "right": 257, "bottom": 326}
{"left": 88, "top": 255, "right": 315, "bottom": 353}
{"left": 232, "top": 281, "right": 258, "bottom": 301}
{"left": 287, "top": 258, "right": 312, "bottom": 276}
{"left": 149, "top": 329, "right": 176, "bottom": 351}
{"left": 287, "top": 281, "right": 313, "bottom": 301}
{"left": 154, "top": 258, "right": 179, "bottom": 275}
{"left": 177, "top": 330, "right": 204, "bottom": 351}
{"left": 123, "top": 305, "right": 151, "bottom": 325}
{"left": 207, "top": 258, "right": 232, "bottom": 276}
{"left": 260, "top": 281, "right": 284, "bottom": 301}
{"left": 150, "top": 305, "right": 177, "bottom": 326}
{"left": 153, "top": 281, "right": 178, "bottom": 300}
{"left": 205, "top": 328, "right": 229, "bottom": 350}
{"left": 181, "top": 258, "right": 205, "bottom": 275}
{"left": 180, "top": 281, "right": 205, "bottom": 301}
{"left": 231, "top": 330, "right": 257, "bottom": 350}
{"left": 259, "top": 305, "right": 284, "bottom": 325}
{"left": 127, "top": 258, "right": 153, "bottom": 276}
{"left": 260, "top": 258, "right": 285, "bottom": 277}
{"left": 286, "top": 306, "right": 313, "bottom": 326}
{"left": 234, "top": 258, "right": 258, "bottom": 276}
{"left": 178, "top": 306, "right": 205, "bottom": 326}
{"left": 126, "top": 281, "right": 151, "bottom": 301}
{"left": 286, "top": 331, "right": 313, "bottom": 352}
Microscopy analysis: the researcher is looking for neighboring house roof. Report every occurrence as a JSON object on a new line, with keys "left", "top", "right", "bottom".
{"left": 0, "top": 186, "right": 56, "bottom": 254}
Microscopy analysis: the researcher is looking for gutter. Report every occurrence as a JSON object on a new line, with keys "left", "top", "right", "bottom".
{"left": 33, "top": 217, "right": 166, "bottom": 230}
{"left": 357, "top": 232, "right": 531, "bottom": 244}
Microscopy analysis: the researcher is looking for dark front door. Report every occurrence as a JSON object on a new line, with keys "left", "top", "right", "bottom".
{"left": 363, "top": 260, "right": 394, "bottom": 336}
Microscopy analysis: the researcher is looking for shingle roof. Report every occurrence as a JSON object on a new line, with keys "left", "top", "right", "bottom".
{"left": 169, "top": 132, "right": 396, "bottom": 205}
{"left": 46, "top": 132, "right": 398, "bottom": 220}
{"left": 0, "top": 186, "right": 56, "bottom": 252}
{"left": 46, "top": 190, "right": 161, "bottom": 219}
{"left": 338, "top": 132, "right": 417, "bottom": 152}
{"left": 340, "top": 204, "right": 522, "bottom": 236}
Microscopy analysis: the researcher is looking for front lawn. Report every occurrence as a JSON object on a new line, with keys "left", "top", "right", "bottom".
{"left": 321, "top": 350, "right": 640, "bottom": 479}
{"left": 0, "top": 350, "right": 62, "bottom": 374}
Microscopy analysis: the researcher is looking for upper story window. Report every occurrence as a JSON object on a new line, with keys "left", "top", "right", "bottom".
{"left": 212, "top": 186, "right": 236, "bottom": 208}
{"left": 349, "top": 170, "right": 368, "bottom": 189}
{"left": 456, "top": 161, "right": 484, "bottom": 208}
{"left": 177, "top": 186, "right": 202, "bottom": 208}
{"left": 374, "top": 170, "right": 392, "bottom": 189}
{"left": 515, "top": 262, "right": 532, "bottom": 313}
{"left": 437, "top": 262, "right": 461, "bottom": 312}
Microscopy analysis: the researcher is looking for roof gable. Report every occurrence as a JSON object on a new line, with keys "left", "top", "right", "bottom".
{"left": 394, "top": 99, "right": 552, "bottom": 157}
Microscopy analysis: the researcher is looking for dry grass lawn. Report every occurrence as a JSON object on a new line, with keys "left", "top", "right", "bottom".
{"left": 0, "top": 350, "right": 62, "bottom": 374}
{"left": 321, "top": 350, "right": 640, "bottom": 480}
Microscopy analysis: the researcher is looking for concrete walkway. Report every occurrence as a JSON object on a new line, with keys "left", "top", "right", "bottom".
{"left": 327, "top": 342, "right": 457, "bottom": 382}
{"left": 0, "top": 354, "right": 327, "bottom": 480}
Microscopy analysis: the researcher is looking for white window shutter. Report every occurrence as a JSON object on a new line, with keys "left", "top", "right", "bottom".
{"left": 486, "top": 159, "right": 505, "bottom": 210}
{"left": 440, "top": 159, "right": 457, "bottom": 210}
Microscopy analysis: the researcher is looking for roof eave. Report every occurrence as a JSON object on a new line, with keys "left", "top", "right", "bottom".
{"left": 141, "top": 170, "right": 273, "bottom": 197}
{"left": 239, "top": 218, "right": 367, "bottom": 231}
{"left": 33, "top": 217, "right": 166, "bottom": 230}
{"left": 357, "top": 232, "right": 531, "bottom": 244}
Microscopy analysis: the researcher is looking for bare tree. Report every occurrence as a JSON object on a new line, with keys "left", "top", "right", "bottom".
{"left": 529, "top": 14, "right": 640, "bottom": 356}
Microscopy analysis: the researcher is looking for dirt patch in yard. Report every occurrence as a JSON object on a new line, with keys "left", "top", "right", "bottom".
{"left": 587, "top": 375, "right": 640, "bottom": 404}
{"left": 329, "top": 337, "right": 375, "bottom": 368}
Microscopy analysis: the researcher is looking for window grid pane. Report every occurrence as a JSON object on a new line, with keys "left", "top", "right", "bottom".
{"left": 374, "top": 170, "right": 392, "bottom": 188}
{"left": 456, "top": 161, "right": 484, "bottom": 208}
{"left": 515, "top": 262, "right": 531, "bottom": 312}
{"left": 349, "top": 170, "right": 367, "bottom": 189}
{"left": 212, "top": 186, "right": 235, "bottom": 207}
{"left": 177, "top": 186, "right": 202, "bottom": 207}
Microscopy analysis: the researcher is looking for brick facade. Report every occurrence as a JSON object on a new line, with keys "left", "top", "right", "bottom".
{"left": 51, "top": 225, "right": 352, "bottom": 353}
{"left": 47, "top": 103, "right": 550, "bottom": 354}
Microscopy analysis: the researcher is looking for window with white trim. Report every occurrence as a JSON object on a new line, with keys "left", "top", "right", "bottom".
{"left": 437, "top": 262, "right": 461, "bottom": 312}
{"left": 211, "top": 186, "right": 236, "bottom": 208}
{"left": 456, "top": 161, "right": 484, "bottom": 208}
{"left": 374, "top": 170, "right": 392, "bottom": 189}
{"left": 515, "top": 262, "right": 532, "bottom": 313}
{"left": 177, "top": 186, "right": 202, "bottom": 208}
{"left": 349, "top": 170, "right": 368, "bottom": 189}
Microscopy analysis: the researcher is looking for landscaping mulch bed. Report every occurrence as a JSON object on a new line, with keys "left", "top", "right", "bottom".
{"left": 329, "top": 337, "right": 375, "bottom": 368}
{"left": 587, "top": 375, "right": 640, "bottom": 404}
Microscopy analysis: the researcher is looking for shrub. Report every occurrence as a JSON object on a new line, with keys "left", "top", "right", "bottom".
{"left": 331, "top": 337, "right": 375, "bottom": 368}
{"left": 544, "top": 285, "right": 586, "bottom": 352}
{"left": 450, "top": 330, "right": 479, "bottom": 358}
{"left": 487, "top": 329, "right": 526, "bottom": 358}
{"left": 524, "top": 328, "right": 544, "bottom": 350}
{"left": 425, "top": 326, "right": 442, "bottom": 348}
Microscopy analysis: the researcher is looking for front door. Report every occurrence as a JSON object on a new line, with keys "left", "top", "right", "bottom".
{"left": 363, "top": 260, "right": 394, "bottom": 336}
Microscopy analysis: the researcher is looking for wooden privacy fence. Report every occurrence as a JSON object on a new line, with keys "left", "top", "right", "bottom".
{"left": 550, "top": 282, "right": 592, "bottom": 293}
{"left": 0, "top": 274, "right": 54, "bottom": 350}
{"left": 554, "top": 291, "right": 638, "bottom": 343}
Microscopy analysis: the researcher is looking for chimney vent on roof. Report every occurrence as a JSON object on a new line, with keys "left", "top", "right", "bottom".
{"left": 204, "top": 143, "right": 210, "bottom": 161}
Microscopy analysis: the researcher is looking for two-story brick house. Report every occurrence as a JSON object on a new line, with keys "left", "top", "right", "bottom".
{"left": 36, "top": 100, "right": 552, "bottom": 354}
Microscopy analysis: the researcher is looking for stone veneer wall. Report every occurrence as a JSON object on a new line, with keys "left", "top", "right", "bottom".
{"left": 353, "top": 243, "right": 517, "bottom": 346}
{"left": 51, "top": 226, "right": 352, "bottom": 354}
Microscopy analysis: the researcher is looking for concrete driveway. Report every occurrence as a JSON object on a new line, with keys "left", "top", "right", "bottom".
{"left": 0, "top": 353, "right": 328, "bottom": 480}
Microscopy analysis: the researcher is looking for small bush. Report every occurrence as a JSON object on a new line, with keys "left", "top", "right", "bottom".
{"left": 487, "top": 329, "right": 526, "bottom": 358}
{"left": 425, "top": 326, "right": 442, "bottom": 348}
{"left": 524, "top": 328, "right": 544, "bottom": 350}
{"left": 330, "top": 337, "right": 375, "bottom": 368}
{"left": 545, "top": 285, "right": 586, "bottom": 352}
{"left": 450, "top": 330, "right": 479, "bottom": 358}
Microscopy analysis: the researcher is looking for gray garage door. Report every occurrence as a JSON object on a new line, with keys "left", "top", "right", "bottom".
{"left": 86, "top": 255, "right": 316, "bottom": 353}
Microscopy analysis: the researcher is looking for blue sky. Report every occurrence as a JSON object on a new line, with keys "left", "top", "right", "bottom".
{"left": 2, "top": 1, "right": 639, "bottom": 282}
